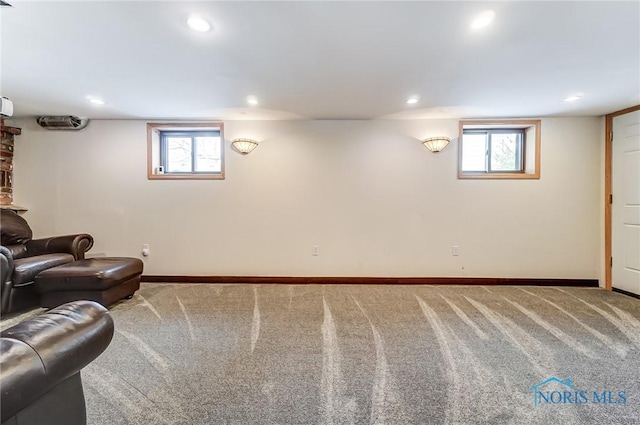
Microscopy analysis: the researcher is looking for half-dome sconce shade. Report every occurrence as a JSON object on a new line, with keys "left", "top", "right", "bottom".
{"left": 422, "top": 136, "right": 450, "bottom": 153}
{"left": 232, "top": 138, "right": 259, "bottom": 155}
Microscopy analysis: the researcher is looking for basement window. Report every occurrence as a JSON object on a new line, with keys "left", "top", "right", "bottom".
{"left": 458, "top": 120, "right": 541, "bottom": 179}
{"left": 147, "top": 123, "right": 225, "bottom": 180}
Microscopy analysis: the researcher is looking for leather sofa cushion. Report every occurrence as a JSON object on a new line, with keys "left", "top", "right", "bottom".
{"left": 13, "top": 253, "right": 75, "bottom": 286}
{"left": 0, "top": 209, "right": 33, "bottom": 245}
{"left": 35, "top": 257, "right": 144, "bottom": 291}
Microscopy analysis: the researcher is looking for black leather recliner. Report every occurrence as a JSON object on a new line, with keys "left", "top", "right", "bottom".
{"left": 0, "top": 300, "right": 114, "bottom": 425}
{"left": 0, "top": 209, "right": 93, "bottom": 313}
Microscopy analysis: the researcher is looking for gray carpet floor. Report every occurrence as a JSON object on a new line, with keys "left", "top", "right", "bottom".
{"left": 6, "top": 284, "right": 640, "bottom": 424}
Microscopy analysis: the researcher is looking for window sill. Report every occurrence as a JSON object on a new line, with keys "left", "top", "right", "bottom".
{"left": 147, "top": 173, "right": 225, "bottom": 180}
{"left": 458, "top": 172, "right": 540, "bottom": 180}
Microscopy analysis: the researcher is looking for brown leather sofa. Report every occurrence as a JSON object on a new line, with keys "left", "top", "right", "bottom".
{"left": 0, "top": 209, "right": 93, "bottom": 313}
{"left": 0, "top": 300, "right": 114, "bottom": 425}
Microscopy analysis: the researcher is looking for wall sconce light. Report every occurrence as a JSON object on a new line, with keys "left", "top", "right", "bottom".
{"left": 232, "top": 138, "right": 259, "bottom": 155}
{"left": 422, "top": 136, "right": 450, "bottom": 153}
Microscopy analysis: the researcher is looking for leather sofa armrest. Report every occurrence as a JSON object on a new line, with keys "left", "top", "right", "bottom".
{"left": 0, "top": 339, "right": 47, "bottom": 423}
{"left": 26, "top": 234, "right": 94, "bottom": 260}
{"left": 0, "top": 246, "right": 14, "bottom": 309}
{"left": 0, "top": 300, "right": 114, "bottom": 423}
{"left": 0, "top": 245, "right": 14, "bottom": 282}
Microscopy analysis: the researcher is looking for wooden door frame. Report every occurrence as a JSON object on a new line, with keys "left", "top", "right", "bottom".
{"left": 604, "top": 104, "right": 640, "bottom": 290}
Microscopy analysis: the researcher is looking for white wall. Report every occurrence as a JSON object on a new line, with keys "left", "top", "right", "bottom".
{"left": 12, "top": 117, "right": 602, "bottom": 279}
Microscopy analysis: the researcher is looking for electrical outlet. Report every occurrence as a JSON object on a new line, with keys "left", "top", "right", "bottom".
{"left": 452, "top": 245, "right": 459, "bottom": 256}
{"left": 142, "top": 244, "right": 150, "bottom": 257}
{"left": 312, "top": 245, "right": 319, "bottom": 256}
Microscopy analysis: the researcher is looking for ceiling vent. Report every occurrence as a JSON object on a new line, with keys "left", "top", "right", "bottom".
{"left": 36, "top": 116, "right": 89, "bottom": 130}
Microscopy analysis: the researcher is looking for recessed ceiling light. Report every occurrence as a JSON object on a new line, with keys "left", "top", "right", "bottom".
{"left": 471, "top": 10, "right": 495, "bottom": 30}
{"left": 406, "top": 97, "right": 419, "bottom": 105}
{"left": 564, "top": 95, "right": 582, "bottom": 102}
{"left": 87, "top": 97, "right": 105, "bottom": 105}
{"left": 247, "top": 96, "right": 259, "bottom": 106}
{"left": 187, "top": 15, "right": 211, "bottom": 32}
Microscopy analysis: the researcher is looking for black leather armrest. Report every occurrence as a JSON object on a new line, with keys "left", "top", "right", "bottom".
{"left": 0, "top": 300, "right": 114, "bottom": 422}
{"left": 0, "top": 339, "right": 46, "bottom": 423}
{"left": 0, "top": 245, "right": 13, "bottom": 283}
{"left": 0, "top": 246, "right": 14, "bottom": 310}
{"left": 25, "top": 234, "right": 94, "bottom": 260}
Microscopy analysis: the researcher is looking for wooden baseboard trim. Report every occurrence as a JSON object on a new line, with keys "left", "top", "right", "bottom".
{"left": 141, "top": 275, "right": 599, "bottom": 287}
{"left": 612, "top": 287, "right": 640, "bottom": 300}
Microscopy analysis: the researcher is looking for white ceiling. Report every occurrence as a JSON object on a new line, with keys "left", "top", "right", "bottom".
{"left": 1, "top": 1, "right": 639, "bottom": 120}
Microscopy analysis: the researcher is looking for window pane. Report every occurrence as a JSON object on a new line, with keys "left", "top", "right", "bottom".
{"left": 166, "top": 137, "right": 192, "bottom": 172}
{"left": 194, "top": 137, "right": 221, "bottom": 172}
{"left": 490, "top": 133, "right": 521, "bottom": 171}
{"left": 462, "top": 133, "right": 486, "bottom": 172}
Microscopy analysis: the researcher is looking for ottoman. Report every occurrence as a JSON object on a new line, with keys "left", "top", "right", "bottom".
{"left": 34, "top": 257, "right": 143, "bottom": 308}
